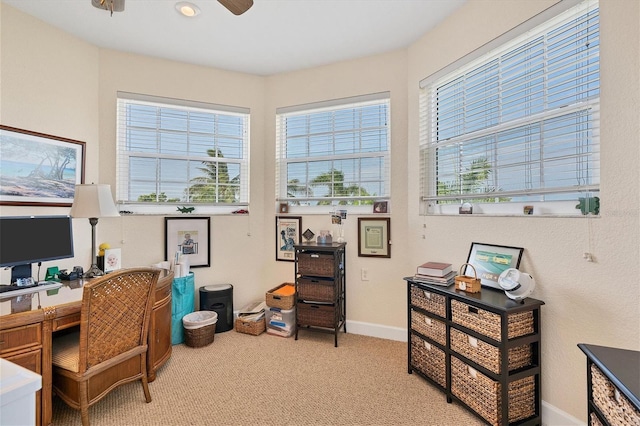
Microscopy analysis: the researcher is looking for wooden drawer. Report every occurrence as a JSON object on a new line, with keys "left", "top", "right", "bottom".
{"left": 411, "top": 333, "right": 445, "bottom": 388}
{"left": 410, "top": 285, "right": 446, "bottom": 318}
{"left": 297, "top": 302, "right": 336, "bottom": 328}
{"left": 451, "top": 299, "right": 534, "bottom": 342}
{"left": 0, "top": 323, "right": 42, "bottom": 354}
{"left": 52, "top": 313, "right": 81, "bottom": 331}
{"left": 155, "top": 279, "right": 172, "bottom": 304}
{"left": 410, "top": 309, "right": 446, "bottom": 346}
{"left": 297, "top": 277, "right": 335, "bottom": 302}
{"left": 591, "top": 364, "right": 640, "bottom": 426}
{"left": 4, "top": 347, "right": 42, "bottom": 374}
{"left": 449, "top": 328, "right": 532, "bottom": 374}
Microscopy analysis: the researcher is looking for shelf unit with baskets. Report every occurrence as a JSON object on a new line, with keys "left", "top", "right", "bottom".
{"left": 405, "top": 277, "right": 544, "bottom": 426}
{"left": 578, "top": 344, "right": 640, "bottom": 426}
{"left": 294, "top": 242, "right": 346, "bottom": 347}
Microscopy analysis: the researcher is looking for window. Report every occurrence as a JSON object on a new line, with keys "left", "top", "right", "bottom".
{"left": 420, "top": 0, "right": 599, "bottom": 215}
{"left": 116, "top": 92, "right": 249, "bottom": 214}
{"left": 276, "top": 93, "right": 390, "bottom": 209}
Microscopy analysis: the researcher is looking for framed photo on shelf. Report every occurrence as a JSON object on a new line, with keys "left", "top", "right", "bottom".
{"left": 465, "top": 242, "right": 524, "bottom": 289}
{"left": 275, "top": 216, "right": 301, "bottom": 262}
{"left": 0, "top": 125, "right": 85, "bottom": 206}
{"left": 165, "top": 217, "right": 210, "bottom": 267}
{"left": 358, "top": 217, "right": 391, "bottom": 258}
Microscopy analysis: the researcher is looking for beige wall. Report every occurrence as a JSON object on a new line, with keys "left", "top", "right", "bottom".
{"left": 2, "top": 1, "right": 639, "bottom": 423}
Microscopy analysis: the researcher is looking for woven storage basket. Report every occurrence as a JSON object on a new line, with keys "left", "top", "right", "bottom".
{"left": 411, "top": 309, "right": 446, "bottom": 346}
{"left": 451, "top": 356, "right": 535, "bottom": 426}
{"left": 449, "top": 328, "right": 532, "bottom": 374}
{"left": 411, "top": 334, "right": 446, "bottom": 388}
{"left": 297, "top": 302, "right": 335, "bottom": 328}
{"left": 183, "top": 311, "right": 217, "bottom": 347}
{"left": 235, "top": 317, "right": 266, "bottom": 336}
{"left": 590, "top": 413, "right": 605, "bottom": 426}
{"left": 410, "top": 286, "right": 446, "bottom": 318}
{"left": 591, "top": 364, "right": 640, "bottom": 426}
{"left": 297, "top": 277, "right": 335, "bottom": 302}
{"left": 265, "top": 283, "right": 296, "bottom": 309}
{"left": 451, "top": 299, "right": 534, "bottom": 342}
{"left": 297, "top": 252, "right": 335, "bottom": 277}
{"left": 455, "top": 263, "right": 482, "bottom": 293}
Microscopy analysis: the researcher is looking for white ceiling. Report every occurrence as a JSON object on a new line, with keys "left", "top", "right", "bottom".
{"left": 3, "top": 0, "right": 467, "bottom": 76}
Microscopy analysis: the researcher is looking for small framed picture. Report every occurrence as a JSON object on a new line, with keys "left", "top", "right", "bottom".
{"left": 276, "top": 216, "right": 302, "bottom": 262}
{"left": 373, "top": 201, "right": 388, "bottom": 213}
{"left": 103, "top": 248, "right": 122, "bottom": 273}
{"left": 279, "top": 203, "right": 289, "bottom": 213}
{"left": 358, "top": 218, "right": 391, "bottom": 258}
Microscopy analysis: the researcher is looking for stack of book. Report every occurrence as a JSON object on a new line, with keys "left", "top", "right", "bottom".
{"left": 412, "top": 261, "right": 455, "bottom": 286}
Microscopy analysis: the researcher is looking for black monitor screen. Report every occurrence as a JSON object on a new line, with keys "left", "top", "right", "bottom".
{"left": 0, "top": 215, "right": 74, "bottom": 267}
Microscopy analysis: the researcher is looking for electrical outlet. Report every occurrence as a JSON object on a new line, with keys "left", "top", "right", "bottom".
{"left": 361, "top": 268, "right": 369, "bottom": 281}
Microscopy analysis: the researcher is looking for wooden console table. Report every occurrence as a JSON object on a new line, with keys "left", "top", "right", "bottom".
{"left": 0, "top": 269, "right": 173, "bottom": 426}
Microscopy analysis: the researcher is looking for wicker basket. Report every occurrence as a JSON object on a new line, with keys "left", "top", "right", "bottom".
{"left": 451, "top": 299, "right": 534, "bottom": 342}
{"left": 410, "top": 286, "right": 446, "bottom": 318}
{"left": 183, "top": 311, "right": 217, "bottom": 348}
{"left": 297, "top": 302, "right": 335, "bottom": 328}
{"left": 411, "top": 334, "right": 446, "bottom": 388}
{"left": 590, "top": 413, "right": 605, "bottom": 426}
{"left": 455, "top": 263, "right": 481, "bottom": 293}
{"left": 265, "top": 283, "right": 296, "bottom": 309}
{"left": 591, "top": 364, "right": 640, "bottom": 426}
{"left": 297, "top": 252, "right": 335, "bottom": 277}
{"left": 450, "top": 356, "right": 535, "bottom": 426}
{"left": 297, "top": 277, "right": 335, "bottom": 302}
{"left": 411, "top": 309, "right": 446, "bottom": 346}
{"left": 235, "top": 317, "right": 266, "bottom": 336}
{"left": 449, "top": 328, "right": 532, "bottom": 374}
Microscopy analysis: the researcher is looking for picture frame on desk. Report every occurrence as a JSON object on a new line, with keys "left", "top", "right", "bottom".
{"left": 358, "top": 217, "right": 391, "bottom": 258}
{"left": 165, "top": 217, "right": 210, "bottom": 267}
{"left": 275, "top": 216, "right": 301, "bottom": 262}
{"left": 0, "top": 125, "right": 85, "bottom": 206}
{"left": 465, "top": 242, "right": 524, "bottom": 289}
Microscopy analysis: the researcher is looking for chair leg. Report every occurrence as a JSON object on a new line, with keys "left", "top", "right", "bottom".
{"left": 142, "top": 376, "right": 152, "bottom": 403}
{"left": 79, "top": 381, "right": 90, "bottom": 426}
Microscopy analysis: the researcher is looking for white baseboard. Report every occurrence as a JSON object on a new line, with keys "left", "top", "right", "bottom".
{"left": 348, "top": 322, "right": 586, "bottom": 426}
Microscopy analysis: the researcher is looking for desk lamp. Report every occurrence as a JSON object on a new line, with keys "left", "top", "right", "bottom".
{"left": 70, "top": 184, "right": 120, "bottom": 278}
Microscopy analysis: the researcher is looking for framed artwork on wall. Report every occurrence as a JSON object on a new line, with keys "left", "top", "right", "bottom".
{"left": 0, "top": 125, "right": 85, "bottom": 206}
{"left": 357, "top": 217, "right": 391, "bottom": 258}
{"left": 465, "top": 242, "right": 524, "bottom": 289}
{"left": 165, "top": 217, "right": 211, "bottom": 267}
{"left": 275, "top": 216, "right": 301, "bottom": 262}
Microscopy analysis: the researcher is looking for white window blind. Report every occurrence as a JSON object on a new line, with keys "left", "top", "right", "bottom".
{"left": 276, "top": 93, "right": 391, "bottom": 207}
{"left": 116, "top": 92, "right": 249, "bottom": 214}
{"left": 420, "top": 0, "right": 599, "bottom": 215}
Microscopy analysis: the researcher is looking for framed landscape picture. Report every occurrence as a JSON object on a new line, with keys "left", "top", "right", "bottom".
{"left": 0, "top": 125, "right": 85, "bottom": 206}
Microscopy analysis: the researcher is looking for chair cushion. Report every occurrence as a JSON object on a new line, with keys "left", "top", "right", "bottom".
{"left": 52, "top": 331, "right": 80, "bottom": 372}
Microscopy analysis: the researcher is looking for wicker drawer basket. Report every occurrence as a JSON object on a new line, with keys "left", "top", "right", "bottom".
{"left": 450, "top": 328, "right": 533, "bottom": 375}
{"left": 590, "top": 413, "right": 605, "bottom": 426}
{"left": 591, "top": 364, "right": 640, "bottom": 426}
{"left": 451, "top": 300, "right": 534, "bottom": 342}
{"left": 235, "top": 317, "right": 266, "bottom": 336}
{"left": 297, "top": 302, "right": 336, "bottom": 328}
{"left": 297, "top": 252, "right": 335, "bottom": 277}
{"left": 411, "top": 309, "right": 446, "bottom": 346}
{"left": 297, "top": 277, "right": 335, "bottom": 302}
{"left": 411, "top": 333, "right": 446, "bottom": 388}
{"left": 410, "top": 286, "right": 446, "bottom": 318}
{"left": 451, "top": 356, "right": 535, "bottom": 426}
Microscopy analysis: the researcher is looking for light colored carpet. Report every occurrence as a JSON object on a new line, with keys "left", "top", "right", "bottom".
{"left": 52, "top": 329, "right": 483, "bottom": 425}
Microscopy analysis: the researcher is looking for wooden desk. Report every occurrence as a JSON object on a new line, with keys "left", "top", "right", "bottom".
{"left": 0, "top": 270, "right": 173, "bottom": 426}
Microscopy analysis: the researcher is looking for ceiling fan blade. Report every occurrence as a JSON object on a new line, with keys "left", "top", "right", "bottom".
{"left": 217, "top": 0, "right": 253, "bottom": 15}
{"left": 91, "top": 0, "right": 125, "bottom": 13}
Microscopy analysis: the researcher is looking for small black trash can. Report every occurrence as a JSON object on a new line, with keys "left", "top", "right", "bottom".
{"left": 199, "top": 284, "right": 234, "bottom": 333}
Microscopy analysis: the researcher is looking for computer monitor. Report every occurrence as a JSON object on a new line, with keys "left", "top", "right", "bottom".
{"left": 0, "top": 215, "right": 74, "bottom": 284}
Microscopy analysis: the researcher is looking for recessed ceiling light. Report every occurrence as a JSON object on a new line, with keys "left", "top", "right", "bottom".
{"left": 176, "top": 2, "right": 201, "bottom": 17}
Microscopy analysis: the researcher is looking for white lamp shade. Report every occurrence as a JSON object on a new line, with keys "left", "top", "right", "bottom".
{"left": 69, "top": 184, "right": 120, "bottom": 218}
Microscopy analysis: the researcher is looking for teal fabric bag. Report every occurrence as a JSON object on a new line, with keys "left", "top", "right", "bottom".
{"left": 171, "top": 272, "right": 195, "bottom": 345}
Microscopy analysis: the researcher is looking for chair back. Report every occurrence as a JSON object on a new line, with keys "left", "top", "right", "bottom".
{"left": 78, "top": 267, "right": 160, "bottom": 372}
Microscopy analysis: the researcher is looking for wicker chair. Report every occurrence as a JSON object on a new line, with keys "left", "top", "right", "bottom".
{"left": 52, "top": 267, "right": 160, "bottom": 426}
